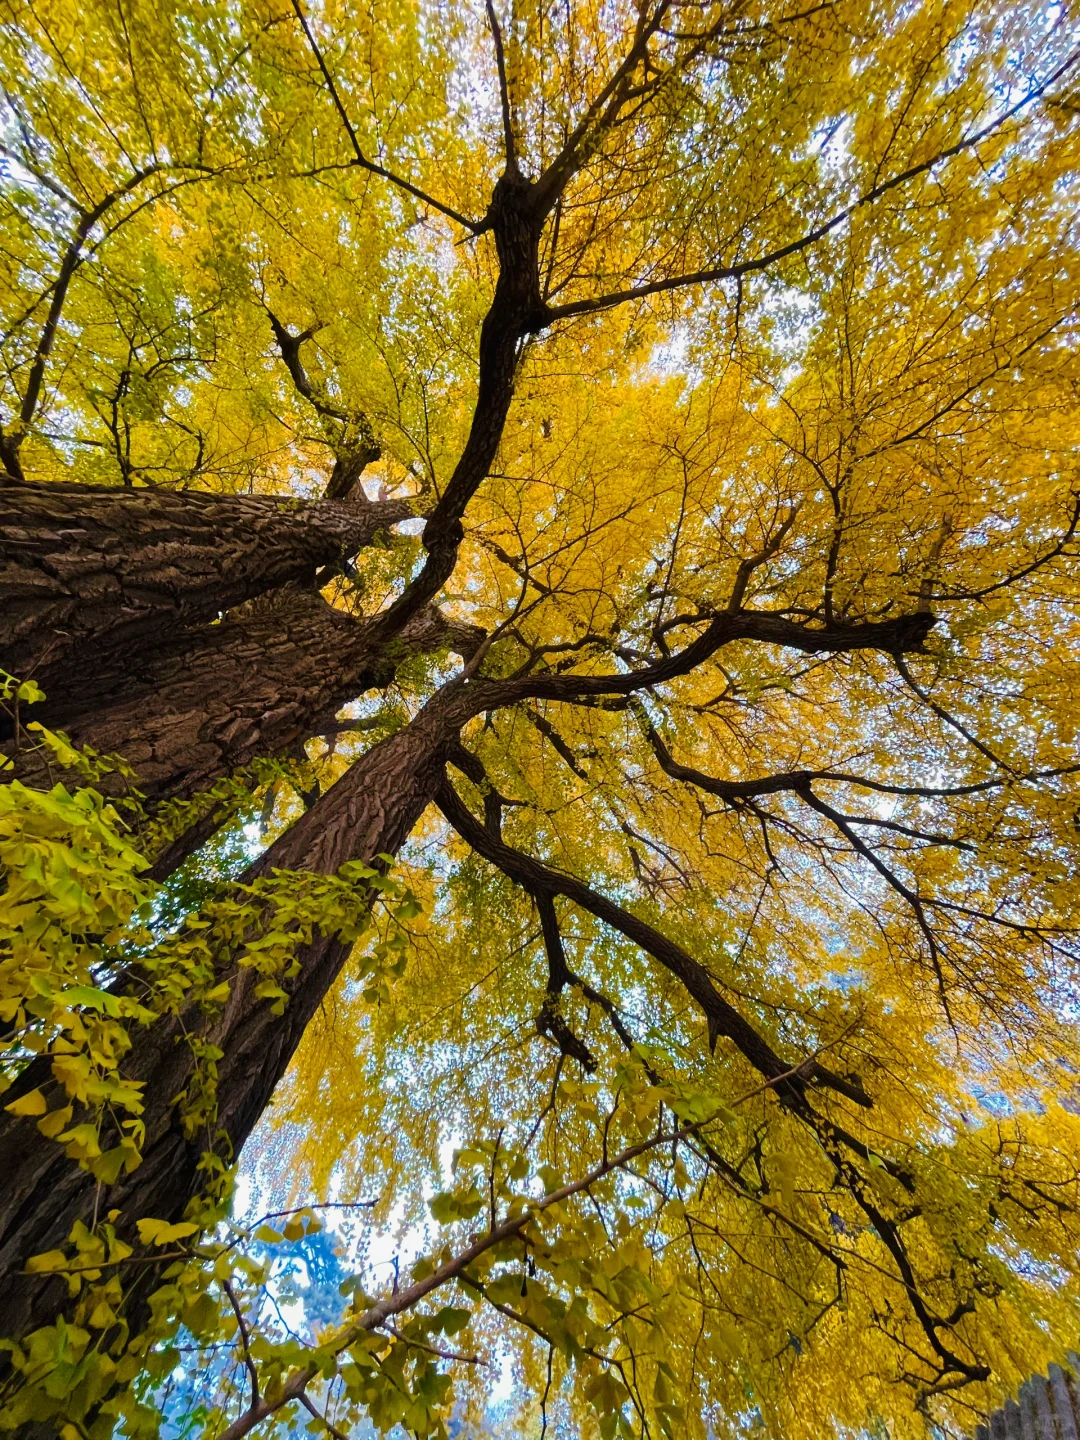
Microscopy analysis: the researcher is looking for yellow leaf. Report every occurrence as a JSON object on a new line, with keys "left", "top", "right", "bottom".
{"left": 24, "top": 1250, "right": 70, "bottom": 1274}
{"left": 87, "top": 1300, "right": 117, "bottom": 1329}
{"left": 4, "top": 1088, "right": 47, "bottom": 1117}
{"left": 37, "top": 1104, "right": 74, "bottom": 1139}
{"left": 135, "top": 1219, "right": 199, "bottom": 1247}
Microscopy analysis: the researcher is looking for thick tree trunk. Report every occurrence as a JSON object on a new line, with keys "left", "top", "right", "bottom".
{"left": 0, "top": 687, "right": 474, "bottom": 1351}
{"left": 0, "top": 479, "right": 414, "bottom": 706}
{"left": 0, "top": 172, "right": 543, "bottom": 1389}
{"left": 7, "top": 589, "right": 482, "bottom": 822}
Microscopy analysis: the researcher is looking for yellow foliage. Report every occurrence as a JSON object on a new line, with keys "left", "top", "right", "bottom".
{"left": 2, "top": 0, "right": 1080, "bottom": 1437}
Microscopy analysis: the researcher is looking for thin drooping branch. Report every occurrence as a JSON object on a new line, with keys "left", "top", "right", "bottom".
{"left": 797, "top": 783, "right": 954, "bottom": 1021}
{"left": 639, "top": 714, "right": 1040, "bottom": 803}
{"left": 298, "top": 1393, "right": 350, "bottom": 1440}
{"left": 533, "top": 892, "right": 598, "bottom": 1072}
{"left": 0, "top": 159, "right": 230, "bottom": 481}
{"left": 435, "top": 766, "right": 868, "bottom": 1109}
{"left": 924, "top": 490, "right": 1080, "bottom": 603}
{"left": 451, "top": 741, "right": 682, "bottom": 1060}
{"left": 0, "top": 164, "right": 163, "bottom": 481}
{"left": 638, "top": 722, "right": 1069, "bottom": 1020}
{"left": 892, "top": 655, "right": 1014, "bottom": 774}
{"left": 214, "top": 1119, "right": 721, "bottom": 1440}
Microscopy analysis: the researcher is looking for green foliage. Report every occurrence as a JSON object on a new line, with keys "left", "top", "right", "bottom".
{"left": 0, "top": 686, "right": 427, "bottom": 1437}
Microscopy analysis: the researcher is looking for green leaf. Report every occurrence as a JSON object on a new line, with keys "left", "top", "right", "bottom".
{"left": 432, "top": 1306, "right": 471, "bottom": 1337}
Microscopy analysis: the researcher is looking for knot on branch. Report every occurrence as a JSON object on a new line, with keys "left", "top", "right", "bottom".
{"left": 424, "top": 518, "right": 464, "bottom": 557}
{"left": 881, "top": 610, "right": 938, "bottom": 653}
{"left": 404, "top": 608, "right": 487, "bottom": 662}
{"left": 759, "top": 608, "right": 939, "bottom": 656}
{"left": 327, "top": 444, "right": 383, "bottom": 502}
{"left": 535, "top": 997, "right": 597, "bottom": 1073}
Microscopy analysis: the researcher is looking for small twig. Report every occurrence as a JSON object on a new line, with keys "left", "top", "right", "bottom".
{"left": 378, "top": 1321, "right": 490, "bottom": 1367}
{"left": 255, "top": 1199, "right": 378, "bottom": 1224}
{"left": 222, "top": 1279, "right": 260, "bottom": 1410}
{"left": 298, "top": 1390, "right": 351, "bottom": 1440}
{"left": 489, "top": 1125, "right": 504, "bottom": 1229}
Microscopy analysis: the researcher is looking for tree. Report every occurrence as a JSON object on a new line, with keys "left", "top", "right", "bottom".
{"left": 1, "top": 0, "right": 1079, "bottom": 1437}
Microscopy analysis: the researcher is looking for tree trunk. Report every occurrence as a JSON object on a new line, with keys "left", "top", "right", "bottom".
{"left": 7, "top": 589, "right": 481, "bottom": 829}
{"left": 0, "top": 479, "right": 414, "bottom": 707}
{"left": 0, "top": 170, "right": 543, "bottom": 1384}
{"left": 0, "top": 687, "right": 473, "bottom": 1350}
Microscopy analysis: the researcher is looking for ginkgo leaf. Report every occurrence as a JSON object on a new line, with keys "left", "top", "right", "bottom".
{"left": 4, "top": 1089, "right": 47, "bottom": 1117}
{"left": 135, "top": 1220, "right": 199, "bottom": 1247}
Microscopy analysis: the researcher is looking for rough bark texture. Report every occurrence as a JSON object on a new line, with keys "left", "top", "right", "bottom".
{"left": 0, "top": 688, "right": 474, "bottom": 1348}
{"left": 6, "top": 589, "right": 482, "bottom": 813}
{"left": 0, "top": 479, "right": 414, "bottom": 706}
{"left": 0, "top": 174, "right": 547, "bottom": 1375}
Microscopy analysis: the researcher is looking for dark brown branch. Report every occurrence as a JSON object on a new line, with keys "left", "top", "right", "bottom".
{"left": 222, "top": 1278, "right": 260, "bottom": 1411}
{"left": 893, "top": 655, "right": 1013, "bottom": 774}
{"left": 726, "top": 504, "right": 801, "bottom": 612}
{"left": 436, "top": 767, "right": 869, "bottom": 1109}
{"left": 534, "top": 894, "right": 598, "bottom": 1072}
{"left": 640, "top": 716, "right": 1026, "bottom": 812}
{"left": 797, "top": 784, "right": 954, "bottom": 1024}
{"left": 265, "top": 307, "right": 382, "bottom": 501}
{"left": 477, "top": 608, "right": 936, "bottom": 713}
{"left": 532, "top": 1, "right": 673, "bottom": 215}
{"left": 365, "top": 172, "right": 547, "bottom": 641}
{"left": 298, "top": 1392, "right": 351, "bottom": 1440}
{"left": 926, "top": 490, "right": 1080, "bottom": 603}
{"left": 214, "top": 1120, "right": 722, "bottom": 1440}
{"left": 2, "top": 163, "right": 163, "bottom": 480}
{"left": 524, "top": 707, "right": 591, "bottom": 780}
{"left": 485, "top": 0, "right": 518, "bottom": 176}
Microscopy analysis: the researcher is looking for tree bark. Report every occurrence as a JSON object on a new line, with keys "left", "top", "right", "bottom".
{"left": 0, "top": 171, "right": 540, "bottom": 1376}
{"left": 0, "top": 686, "right": 475, "bottom": 1351}
{"left": 0, "top": 479, "right": 414, "bottom": 706}
{"left": 6, "top": 588, "right": 482, "bottom": 825}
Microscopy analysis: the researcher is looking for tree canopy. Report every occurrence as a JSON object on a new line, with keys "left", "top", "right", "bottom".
{"left": 1, "top": 0, "right": 1080, "bottom": 1438}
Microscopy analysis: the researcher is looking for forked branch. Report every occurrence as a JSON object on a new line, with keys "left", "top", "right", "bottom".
{"left": 436, "top": 763, "right": 869, "bottom": 1109}
{"left": 289, "top": 0, "right": 482, "bottom": 233}
{"left": 540, "top": 47, "right": 1080, "bottom": 325}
